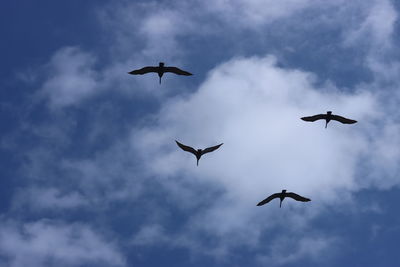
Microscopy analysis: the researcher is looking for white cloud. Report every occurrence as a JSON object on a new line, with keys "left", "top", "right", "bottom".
{"left": 134, "top": 55, "right": 378, "bottom": 196}
{"left": 341, "top": 0, "right": 398, "bottom": 81}
{"left": 129, "top": 54, "right": 399, "bottom": 260}
{"left": 0, "top": 220, "right": 125, "bottom": 267}
{"left": 97, "top": 1, "right": 194, "bottom": 60}
{"left": 12, "top": 187, "right": 88, "bottom": 212}
{"left": 344, "top": 0, "right": 397, "bottom": 48}
{"left": 208, "top": 0, "right": 322, "bottom": 26}
{"left": 363, "top": 123, "right": 400, "bottom": 189}
{"left": 40, "top": 47, "right": 99, "bottom": 108}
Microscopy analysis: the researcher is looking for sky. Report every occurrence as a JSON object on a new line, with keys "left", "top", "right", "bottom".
{"left": 1, "top": 0, "right": 400, "bottom": 266}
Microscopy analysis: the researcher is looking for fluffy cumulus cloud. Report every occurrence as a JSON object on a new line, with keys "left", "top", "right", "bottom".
{"left": 130, "top": 55, "right": 400, "bottom": 258}
{"left": 0, "top": 220, "right": 125, "bottom": 267}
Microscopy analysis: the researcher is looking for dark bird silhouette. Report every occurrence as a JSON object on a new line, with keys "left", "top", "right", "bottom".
{"left": 301, "top": 111, "right": 357, "bottom": 128}
{"left": 175, "top": 140, "right": 223, "bottom": 166}
{"left": 257, "top": 190, "right": 311, "bottom": 208}
{"left": 128, "top": 62, "right": 192, "bottom": 84}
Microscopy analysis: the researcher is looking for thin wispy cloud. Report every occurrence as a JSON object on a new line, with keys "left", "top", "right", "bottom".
{"left": 0, "top": 220, "right": 125, "bottom": 267}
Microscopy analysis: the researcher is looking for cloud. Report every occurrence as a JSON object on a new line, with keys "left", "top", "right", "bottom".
{"left": 27, "top": 51, "right": 400, "bottom": 263}
{"left": 132, "top": 224, "right": 169, "bottom": 246}
{"left": 341, "top": 0, "right": 398, "bottom": 81}
{"left": 18, "top": 141, "right": 145, "bottom": 211}
{"left": 129, "top": 54, "right": 399, "bottom": 260}
{"left": 36, "top": 0, "right": 398, "bottom": 109}
{"left": 96, "top": 0, "right": 334, "bottom": 63}
{"left": 344, "top": 0, "right": 397, "bottom": 49}
{"left": 97, "top": 1, "right": 194, "bottom": 60}
{"left": 257, "top": 235, "right": 337, "bottom": 265}
{"left": 0, "top": 220, "right": 125, "bottom": 267}
{"left": 363, "top": 123, "right": 400, "bottom": 189}
{"left": 12, "top": 187, "right": 88, "bottom": 212}
{"left": 134, "top": 55, "right": 378, "bottom": 196}
{"left": 40, "top": 47, "right": 99, "bottom": 109}
{"left": 208, "top": 0, "right": 322, "bottom": 26}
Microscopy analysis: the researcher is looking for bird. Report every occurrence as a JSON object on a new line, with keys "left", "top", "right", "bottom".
{"left": 128, "top": 62, "right": 192, "bottom": 84}
{"left": 301, "top": 111, "right": 357, "bottom": 128}
{"left": 175, "top": 140, "right": 223, "bottom": 166}
{"left": 257, "top": 190, "right": 311, "bottom": 208}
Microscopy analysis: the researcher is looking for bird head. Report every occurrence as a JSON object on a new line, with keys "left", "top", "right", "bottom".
{"left": 197, "top": 149, "right": 202, "bottom": 153}
{"left": 159, "top": 62, "right": 165, "bottom": 67}
{"left": 327, "top": 111, "right": 332, "bottom": 115}
{"left": 282, "top": 189, "right": 287, "bottom": 193}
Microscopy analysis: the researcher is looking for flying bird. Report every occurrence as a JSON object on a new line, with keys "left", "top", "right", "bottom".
{"left": 175, "top": 140, "right": 223, "bottom": 166}
{"left": 301, "top": 111, "right": 357, "bottom": 128}
{"left": 257, "top": 190, "right": 311, "bottom": 208}
{"left": 128, "top": 62, "right": 192, "bottom": 84}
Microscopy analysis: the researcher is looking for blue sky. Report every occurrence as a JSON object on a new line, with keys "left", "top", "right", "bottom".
{"left": 1, "top": 0, "right": 400, "bottom": 266}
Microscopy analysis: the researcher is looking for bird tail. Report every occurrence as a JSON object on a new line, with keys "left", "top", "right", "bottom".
{"left": 325, "top": 120, "right": 328, "bottom": 128}
{"left": 197, "top": 159, "right": 199, "bottom": 166}
{"left": 280, "top": 200, "right": 282, "bottom": 208}
{"left": 159, "top": 76, "right": 161, "bottom": 84}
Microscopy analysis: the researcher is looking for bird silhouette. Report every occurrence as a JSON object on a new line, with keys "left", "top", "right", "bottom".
{"left": 301, "top": 111, "right": 357, "bottom": 128}
{"left": 175, "top": 140, "right": 223, "bottom": 166}
{"left": 128, "top": 62, "right": 192, "bottom": 84}
{"left": 257, "top": 190, "right": 311, "bottom": 208}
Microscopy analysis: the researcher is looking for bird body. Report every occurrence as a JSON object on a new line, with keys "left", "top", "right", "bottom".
{"left": 257, "top": 190, "right": 311, "bottom": 207}
{"left": 175, "top": 140, "right": 223, "bottom": 166}
{"left": 301, "top": 111, "right": 357, "bottom": 128}
{"left": 128, "top": 62, "right": 192, "bottom": 84}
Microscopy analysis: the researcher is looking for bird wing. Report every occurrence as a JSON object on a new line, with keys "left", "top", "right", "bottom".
{"left": 331, "top": 115, "right": 357, "bottom": 124}
{"left": 286, "top": 192, "right": 311, "bottom": 202}
{"left": 175, "top": 140, "right": 197, "bottom": 155}
{"left": 301, "top": 114, "right": 327, "bottom": 122}
{"left": 128, "top": 66, "right": 158, "bottom": 75}
{"left": 163, "top": 67, "right": 193, "bottom": 76}
{"left": 257, "top": 193, "right": 281, "bottom": 206}
{"left": 201, "top": 143, "right": 223, "bottom": 155}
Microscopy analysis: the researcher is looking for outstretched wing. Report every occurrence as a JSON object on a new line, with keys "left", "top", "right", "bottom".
{"left": 164, "top": 67, "right": 192, "bottom": 76}
{"left": 286, "top": 192, "right": 311, "bottom": 202}
{"left": 175, "top": 140, "right": 197, "bottom": 155}
{"left": 257, "top": 193, "right": 281, "bottom": 206}
{"left": 128, "top": 66, "right": 159, "bottom": 75}
{"left": 301, "top": 114, "right": 327, "bottom": 122}
{"left": 201, "top": 143, "right": 223, "bottom": 155}
{"left": 331, "top": 115, "right": 357, "bottom": 124}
